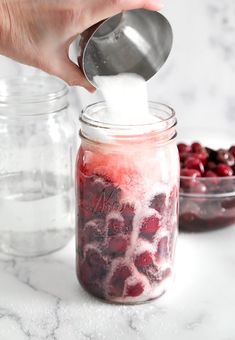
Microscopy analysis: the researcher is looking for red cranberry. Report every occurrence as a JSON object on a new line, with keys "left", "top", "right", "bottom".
{"left": 196, "top": 151, "right": 208, "bottom": 165}
{"left": 107, "top": 236, "right": 128, "bottom": 256}
{"left": 85, "top": 249, "right": 108, "bottom": 278}
{"left": 107, "top": 218, "right": 125, "bottom": 236}
{"left": 140, "top": 216, "right": 160, "bottom": 241}
{"left": 180, "top": 169, "right": 201, "bottom": 190}
{"left": 221, "top": 198, "right": 235, "bottom": 209}
{"left": 229, "top": 146, "right": 235, "bottom": 157}
{"left": 79, "top": 261, "right": 105, "bottom": 298}
{"left": 177, "top": 143, "right": 191, "bottom": 153}
{"left": 191, "top": 142, "right": 203, "bottom": 153}
{"left": 126, "top": 282, "right": 144, "bottom": 297}
{"left": 120, "top": 203, "right": 135, "bottom": 233}
{"left": 134, "top": 251, "right": 153, "bottom": 271}
{"left": 78, "top": 201, "right": 93, "bottom": 225}
{"left": 179, "top": 152, "right": 193, "bottom": 162}
{"left": 189, "top": 182, "right": 207, "bottom": 194}
{"left": 93, "top": 175, "right": 120, "bottom": 213}
{"left": 185, "top": 156, "right": 204, "bottom": 174}
{"left": 83, "top": 219, "right": 105, "bottom": 243}
{"left": 205, "top": 161, "right": 217, "bottom": 171}
{"left": 216, "top": 149, "right": 235, "bottom": 167}
{"left": 205, "top": 170, "right": 218, "bottom": 178}
{"left": 79, "top": 261, "right": 94, "bottom": 285}
{"left": 180, "top": 169, "right": 201, "bottom": 177}
{"left": 109, "top": 265, "right": 132, "bottom": 297}
{"left": 150, "top": 193, "right": 166, "bottom": 214}
{"left": 79, "top": 174, "right": 121, "bottom": 222}
{"left": 216, "top": 163, "right": 233, "bottom": 177}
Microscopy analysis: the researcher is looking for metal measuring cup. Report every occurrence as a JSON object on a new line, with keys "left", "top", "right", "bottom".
{"left": 76, "top": 9, "right": 173, "bottom": 87}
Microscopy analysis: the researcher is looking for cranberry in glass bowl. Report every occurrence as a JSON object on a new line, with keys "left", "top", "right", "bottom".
{"left": 178, "top": 141, "right": 235, "bottom": 232}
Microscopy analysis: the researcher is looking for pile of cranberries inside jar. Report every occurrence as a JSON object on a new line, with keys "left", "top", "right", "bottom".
{"left": 179, "top": 142, "right": 235, "bottom": 232}
{"left": 76, "top": 103, "right": 179, "bottom": 304}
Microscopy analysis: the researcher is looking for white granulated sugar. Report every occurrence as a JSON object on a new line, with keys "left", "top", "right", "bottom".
{"left": 94, "top": 74, "right": 156, "bottom": 125}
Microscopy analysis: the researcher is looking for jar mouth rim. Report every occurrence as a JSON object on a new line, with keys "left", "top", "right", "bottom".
{"left": 0, "top": 76, "right": 68, "bottom": 105}
{"left": 80, "top": 101, "right": 176, "bottom": 132}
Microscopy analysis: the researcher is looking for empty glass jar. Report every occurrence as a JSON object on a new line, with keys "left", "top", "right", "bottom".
{"left": 0, "top": 76, "right": 76, "bottom": 257}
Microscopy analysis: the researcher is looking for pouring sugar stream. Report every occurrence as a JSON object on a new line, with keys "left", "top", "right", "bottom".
{"left": 82, "top": 74, "right": 164, "bottom": 142}
{"left": 94, "top": 74, "right": 156, "bottom": 125}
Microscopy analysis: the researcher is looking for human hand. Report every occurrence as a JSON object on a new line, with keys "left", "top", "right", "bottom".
{"left": 0, "top": 0, "right": 163, "bottom": 91}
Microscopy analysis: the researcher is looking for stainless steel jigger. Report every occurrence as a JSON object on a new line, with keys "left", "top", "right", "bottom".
{"left": 76, "top": 9, "right": 173, "bottom": 87}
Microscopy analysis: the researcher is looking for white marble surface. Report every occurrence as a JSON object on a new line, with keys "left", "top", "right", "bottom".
{"left": 1, "top": 225, "right": 235, "bottom": 340}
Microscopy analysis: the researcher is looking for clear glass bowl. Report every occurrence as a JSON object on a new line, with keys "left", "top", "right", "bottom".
{"left": 178, "top": 127, "right": 235, "bottom": 232}
{"left": 179, "top": 176, "right": 235, "bottom": 231}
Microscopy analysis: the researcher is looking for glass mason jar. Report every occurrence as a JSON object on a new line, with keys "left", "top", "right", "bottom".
{"left": 0, "top": 76, "right": 76, "bottom": 257}
{"left": 76, "top": 102, "right": 179, "bottom": 304}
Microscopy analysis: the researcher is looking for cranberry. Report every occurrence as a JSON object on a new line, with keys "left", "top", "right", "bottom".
{"left": 177, "top": 143, "right": 190, "bottom": 153}
{"left": 191, "top": 142, "right": 203, "bottom": 153}
{"left": 216, "top": 149, "right": 235, "bottom": 167}
{"left": 79, "top": 262, "right": 104, "bottom": 298}
{"left": 180, "top": 169, "right": 201, "bottom": 177}
{"left": 134, "top": 251, "right": 153, "bottom": 271}
{"left": 107, "top": 218, "right": 125, "bottom": 236}
{"left": 179, "top": 152, "right": 193, "bottom": 162}
{"left": 204, "top": 171, "right": 219, "bottom": 186}
{"left": 109, "top": 265, "right": 132, "bottom": 297}
{"left": 221, "top": 198, "right": 235, "bottom": 209}
{"left": 185, "top": 156, "right": 204, "bottom": 174}
{"left": 83, "top": 219, "right": 105, "bottom": 243}
{"left": 180, "top": 169, "right": 201, "bottom": 190}
{"left": 205, "top": 161, "right": 217, "bottom": 171}
{"left": 107, "top": 236, "right": 128, "bottom": 256}
{"left": 81, "top": 175, "right": 121, "bottom": 220}
{"left": 126, "top": 282, "right": 144, "bottom": 297}
{"left": 189, "top": 182, "right": 207, "bottom": 194}
{"left": 177, "top": 143, "right": 191, "bottom": 153}
{"left": 79, "top": 261, "right": 94, "bottom": 285}
{"left": 229, "top": 146, "right": 235, "bottom": 157}
{"left": 150, "top": 193, "right": 166, "bottom": 214}
{"left": 216, "top": 163, "right": 233, "bottom": 177}
{"left": 120, "top": 203, "right": 135, "bottom": 233}
{"left": 205, "top": 170, "right": 218, "bottom": 178}
{"left": 196, "top": 151, "right": 208, "bottom": 165}
{"left": 140, "top": 215, "right": 160, "bottom": 241}
{"left": 85, "top": 249, "right": 108, "bottom": 278}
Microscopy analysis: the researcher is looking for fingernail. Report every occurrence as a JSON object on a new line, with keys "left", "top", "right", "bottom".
{"left": 86, "top": 85, "right": 96, "bottom": 93}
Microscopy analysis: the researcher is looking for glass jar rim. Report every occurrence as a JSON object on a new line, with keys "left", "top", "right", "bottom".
{"left": 0, "top": 76, "right": 68, "bottom": 116}
{"left": 80, "top": 101, "right": 176, "bottom": 131}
